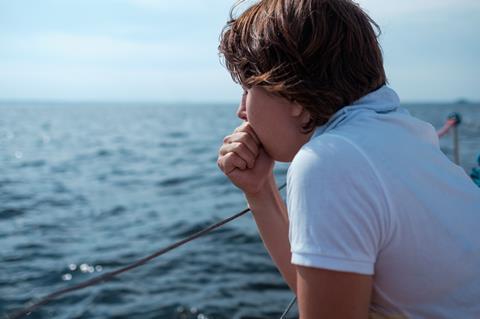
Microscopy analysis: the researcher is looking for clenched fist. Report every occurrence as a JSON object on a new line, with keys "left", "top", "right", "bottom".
{"left": 217, "top": 122, "right": 274, "bottom": 195}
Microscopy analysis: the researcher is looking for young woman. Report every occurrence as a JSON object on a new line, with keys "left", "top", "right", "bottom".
{"left": 217, "top": 1, "right": 480, "bottom": 318}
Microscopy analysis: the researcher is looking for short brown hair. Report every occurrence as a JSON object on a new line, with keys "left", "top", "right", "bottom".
{"left": 219, "top": 0, "right": 387, "bottom": 132}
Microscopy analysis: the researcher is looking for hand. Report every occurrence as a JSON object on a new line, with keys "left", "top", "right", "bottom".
{"left": 217, "top": 122, "right": 275, "bottom": 195}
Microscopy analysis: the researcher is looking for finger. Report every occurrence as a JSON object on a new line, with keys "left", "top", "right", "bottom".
{"left": 218, "top": 152, "right": 247, "bottom": 174}
{"left": 240, "top": 123, "right": 261, "bottom": 145}
{"left": 223, "top": 132, "right": 259, "bottom": 157}
{"left": 224, "top": 132, "right": 259, "bottom": 158}
{"left": 219, "top": 142, "right": 256, "bottom": 168}
{"left": 233, "top": 121, "right": 249, "bottom": 133}
{"left": 234, "top": 122, "right": 261, "bottom": 145}
{"left": 223, "top": 134, "right": 232, "bottom": 144}
{"left": 224, "top": 153, "right": 248, "bottom": 174}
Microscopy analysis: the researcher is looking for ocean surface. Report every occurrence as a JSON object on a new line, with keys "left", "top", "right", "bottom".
{"left": 1, "top": 101, "right": 479, "bottom": 319}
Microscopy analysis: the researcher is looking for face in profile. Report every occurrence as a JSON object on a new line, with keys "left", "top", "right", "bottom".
{"left": 236, "top": 86, "right": 312, "bottom": 162}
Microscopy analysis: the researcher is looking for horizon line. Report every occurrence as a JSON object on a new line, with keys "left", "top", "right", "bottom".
{"left": 0, "top": 98, "right": 478, "bottom": 106}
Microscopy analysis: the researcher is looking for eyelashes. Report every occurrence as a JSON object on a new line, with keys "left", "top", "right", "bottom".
{"left": 242, "top": 90, "right": 248, "bottom": 102}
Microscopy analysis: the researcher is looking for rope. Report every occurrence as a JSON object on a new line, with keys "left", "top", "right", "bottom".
{"left": 7, "top": 183, "right": 288, "bottom": 319}
{"left": 279, "top": 296, "right": 297, "bottom": 319}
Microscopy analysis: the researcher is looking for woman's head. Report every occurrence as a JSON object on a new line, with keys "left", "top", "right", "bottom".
{"left": 219, "top": 0, "right": 387, "bottom": 132}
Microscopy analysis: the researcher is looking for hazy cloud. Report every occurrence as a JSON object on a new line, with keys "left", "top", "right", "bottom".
{"left": 0, "top": 0, "right": 478, "bottom": 102}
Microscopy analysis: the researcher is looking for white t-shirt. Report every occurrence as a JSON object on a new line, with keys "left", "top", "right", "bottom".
{"left": 287, "top": 85, "right": 480, "bottom": 318}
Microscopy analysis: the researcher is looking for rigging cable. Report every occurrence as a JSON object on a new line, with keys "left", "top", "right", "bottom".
{"left": 8, "top": 183, "right": 295, "bottom": 319}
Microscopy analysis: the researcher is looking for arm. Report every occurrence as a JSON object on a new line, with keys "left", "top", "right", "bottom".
{"left": 246, "top": 185, "right": 374, "bottom": 319}
{"left": 248, "top": 183, "right": 374, "bottom": 318}
{"left": 244, "top": 174, "right": 297, "bottom": 292}
{"left": 296, "top": 265, "right": 373, "bottom": 319}
{"left": 217, "top": 122, "right": 297, "bottom": 292}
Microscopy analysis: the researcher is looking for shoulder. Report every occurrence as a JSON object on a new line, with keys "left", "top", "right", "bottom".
{"left": 288, "top": 133, "right": 374, "bottom": 186}
{"left": 287, "top": 132, "right": 388, "bottom": 215}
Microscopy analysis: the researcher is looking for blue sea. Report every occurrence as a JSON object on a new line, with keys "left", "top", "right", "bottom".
{"left": 1, "top": 101, "right": 479, "bottom": 319}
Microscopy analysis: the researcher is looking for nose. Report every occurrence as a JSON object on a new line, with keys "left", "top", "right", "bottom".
{"left": 236, "top": 100, "right": 247, "bottom": 121}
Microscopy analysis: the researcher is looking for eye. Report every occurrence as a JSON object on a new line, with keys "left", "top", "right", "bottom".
{"left": 241, "top": 90, "right": 248, "bottom": 102}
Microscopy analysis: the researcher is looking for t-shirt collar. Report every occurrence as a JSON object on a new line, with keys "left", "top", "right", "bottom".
{"left": 312, "top": 85, "right": 400, "bottom": 137}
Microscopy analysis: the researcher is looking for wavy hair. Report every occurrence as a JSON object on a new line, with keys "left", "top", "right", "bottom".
{"left": 219, "top": 0, "right": 387, "bottom": 132}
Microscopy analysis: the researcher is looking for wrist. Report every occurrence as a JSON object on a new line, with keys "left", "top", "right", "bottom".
{"left": 244, "top": 173, "right": 278, "bottom": 200}
{"left": 244, "top": 174, "right": 287, "bottom": 220}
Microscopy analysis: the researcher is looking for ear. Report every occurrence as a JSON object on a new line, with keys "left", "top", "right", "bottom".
{"left": 291, "top": 102, "right": 312, "bottom": 125}
{"left": 290, "top": 101, "right": 304, "bottom": 117}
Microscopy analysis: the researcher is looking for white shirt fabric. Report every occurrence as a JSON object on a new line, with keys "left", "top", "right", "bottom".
{"left": 287, "top": 85, "right": 480, "bottom": 318}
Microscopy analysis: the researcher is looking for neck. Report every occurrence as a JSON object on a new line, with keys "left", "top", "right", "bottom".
{"left": 279, "top": 129, "right": 315, "bottom": 162}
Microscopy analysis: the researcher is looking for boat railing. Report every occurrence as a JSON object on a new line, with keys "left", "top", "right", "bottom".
{"left": 437, "top": 112, "right": 462, "bottom": 165}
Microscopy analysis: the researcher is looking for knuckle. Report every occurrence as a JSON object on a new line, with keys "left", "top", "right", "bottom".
{"left": 236, "top": 159, "right": 245, "bottom": 169}
{"left": 218, "top": 144, "right": 228, "bottom": 155}
{"left": 241, "top": 160, "right": 247, "bottom": 169}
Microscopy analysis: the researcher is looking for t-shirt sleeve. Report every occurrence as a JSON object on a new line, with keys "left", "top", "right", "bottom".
{"left": 287, "top": 134, "right": 390, "bottom": 275}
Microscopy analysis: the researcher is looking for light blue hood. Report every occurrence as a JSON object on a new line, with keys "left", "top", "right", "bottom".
{"left": 313, "top": 85, "right": 403, "bottom": 137}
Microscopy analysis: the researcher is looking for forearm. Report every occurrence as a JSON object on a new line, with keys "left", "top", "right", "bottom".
{"left": 245, "top": 174, "right": 297, "bottom": 293}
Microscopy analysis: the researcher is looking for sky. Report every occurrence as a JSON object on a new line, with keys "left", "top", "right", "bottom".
{"left": 0, "top": 0, "right": 479, "bottom": 103}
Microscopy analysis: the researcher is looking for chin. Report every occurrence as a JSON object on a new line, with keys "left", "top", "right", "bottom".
{"left": 277, "top": 155, "right": 295, "bottom": 163}
{"left": 266, "top": 147, "right": 294, "bottom": 163}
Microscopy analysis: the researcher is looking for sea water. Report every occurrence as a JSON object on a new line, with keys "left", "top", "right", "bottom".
{"left": 1, "top": 101, "right": 479, "bottom": 319}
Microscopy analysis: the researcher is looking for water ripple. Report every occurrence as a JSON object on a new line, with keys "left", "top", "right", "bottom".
{"left": 0, "top": 208, "right": 25, "bottom": 220}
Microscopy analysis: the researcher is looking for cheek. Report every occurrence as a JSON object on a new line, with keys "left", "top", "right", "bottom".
{"left": 245, "top": 95, "right": 267, "bottom": 125}
{"left": 245, "top": 99, "right": 256, "bottom": 124}
{"left": 246, "top": 103, "right": 264, "bottom": 132}
{"left": 247, "top": 107, "right": 276, "bottom": 148}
